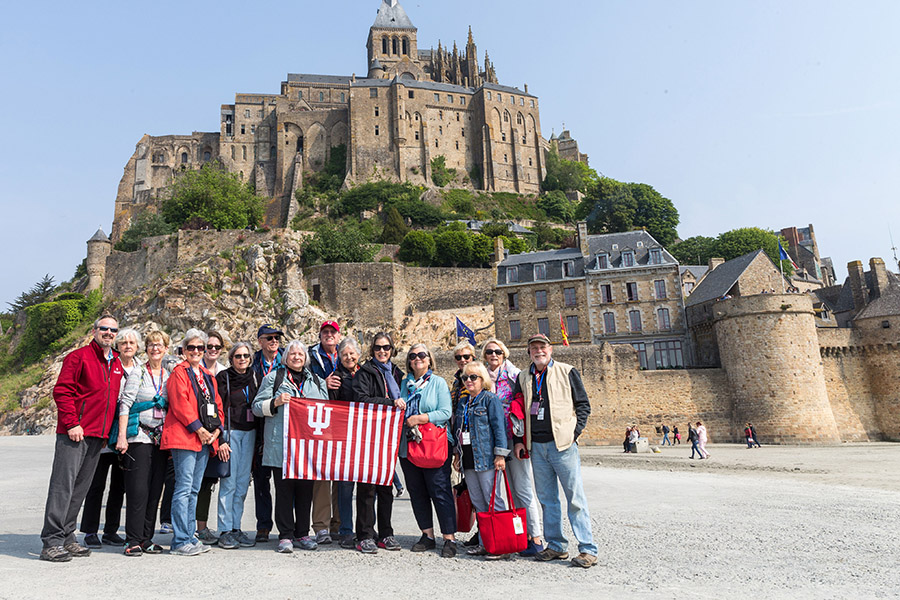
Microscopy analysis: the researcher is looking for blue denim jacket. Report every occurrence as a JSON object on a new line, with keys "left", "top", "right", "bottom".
{"left": 454, "top": 390, "right": 509, "bottom": 472}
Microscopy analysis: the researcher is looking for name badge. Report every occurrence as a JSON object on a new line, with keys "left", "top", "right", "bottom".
{"left": 206, "top": 404, "right": 217, "bottom": 417}
{"left": 461, "top": 431, "right": 471, "bottom": 445}
{"left": 530, "top": 402, "right": 540, "bottom": 416}
{"left": 537, "top": 407, "right": 545, "bottom": 421}
{"left": 152, "top": 407, "right": 164, "bottom": 420}
{"left": 246, "top": 409, "right": 255, "bottom": 423}
{"left": 512, "top": 515, "right": 524, "bottom": 535}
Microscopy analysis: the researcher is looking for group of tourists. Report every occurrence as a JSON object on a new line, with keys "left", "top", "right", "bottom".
{"left": 38, "top": 314, "right": 598, "bottom": 569}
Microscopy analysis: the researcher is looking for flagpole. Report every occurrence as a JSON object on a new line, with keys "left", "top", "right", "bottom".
{"left": 780, "top": 257, "right": 785, "bottom": 294}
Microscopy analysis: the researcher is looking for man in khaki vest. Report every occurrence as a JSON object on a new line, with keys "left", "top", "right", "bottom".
{"left": 513, "top": 333, "right": 597, "bottom": 568}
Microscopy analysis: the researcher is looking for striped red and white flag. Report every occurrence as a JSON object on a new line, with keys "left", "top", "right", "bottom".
{"left": 282, "top": 398, "right": 404, "bottom": 486}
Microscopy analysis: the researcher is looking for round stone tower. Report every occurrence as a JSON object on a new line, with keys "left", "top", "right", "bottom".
{"left": 713, "top": 293, "right": 840, "bottom": 443}
{"left": 368, "top": 58, "right": 385, "bottom": 79}
{"left": 86, "top": 228, "right": 111, "bottom": 292}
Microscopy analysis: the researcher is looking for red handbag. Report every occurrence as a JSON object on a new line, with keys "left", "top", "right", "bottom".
{"left": 406, "top": 423, "right": 448, "bottom": 468}
{"left": 456, "top": 488, "right": 475, "bottom": 533}
{"left": 476, "top": 471, "right": 528, "bottom": 555}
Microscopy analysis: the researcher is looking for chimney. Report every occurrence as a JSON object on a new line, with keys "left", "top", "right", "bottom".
{"left": 576, "top": 221, "right": 589, "bottom": 257}
{"left": 848, "top": 260, "right": 868, "bottom": 311}
{"left": 708, "top": 257, "right": 725, "bottom": 271}
{"left": 493, "top": 236, "right": 506, "bottom": 265}
{"left": 870, "top": 257, "right": 889, "bottom": 298}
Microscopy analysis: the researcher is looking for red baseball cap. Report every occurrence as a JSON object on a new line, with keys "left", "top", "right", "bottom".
{"left": 320, "top": 320, "right": 340, "bottom": 333}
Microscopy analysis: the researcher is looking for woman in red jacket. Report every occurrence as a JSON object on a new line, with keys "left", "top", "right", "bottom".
{"left": 161, "top": 329, "right": 228, "bottom": 556}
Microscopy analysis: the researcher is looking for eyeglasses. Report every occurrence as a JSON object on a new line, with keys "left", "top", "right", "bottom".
{"left": 462, "top": 374, "right": 482, "bottom": 382}
{"left": 454, "top": 354, "right": 472, "bottom": 361}
{"left": 408, "top": 352, "right": 429, "bottom": 360}
{"left": 484, "top": 348, "right": 504, "bottom": 356}
{"left": 185, "top": 344, "right": 206, "bottom": 352}
{"left": 374, "top": 344, "right": 393, "bottom": 352}
{"left": 97, "top": 326, "right": 119, "bottom": 333}
{"left": 233, "top": 353, "right": 251, "bottom": 360}
{"left": 206, "top": 344, "right": 222, "bottom": 351}
{"left": 262, "top": 335, "right": 281, "bottom": 342}
{"left": 146, "top": 343, "right": 165, "bottom": 350}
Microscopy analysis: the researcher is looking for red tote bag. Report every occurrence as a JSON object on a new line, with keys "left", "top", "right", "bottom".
{"left": 456, "top": 488, "right": 475, "bottom": 533}
{"left": 475, "top": 472, "right": 528, "bottom": 555}
{"left": 406, "top": 423, "right": 448, "bottom": 469}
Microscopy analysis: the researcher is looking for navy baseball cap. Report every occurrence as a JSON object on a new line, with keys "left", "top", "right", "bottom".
{"left": 257, "top": 324, "right": 283, "bottom": 338}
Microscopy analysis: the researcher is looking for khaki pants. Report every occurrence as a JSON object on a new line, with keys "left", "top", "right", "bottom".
{"left": 311, "top": 480, "right": 340, "bottom": 533}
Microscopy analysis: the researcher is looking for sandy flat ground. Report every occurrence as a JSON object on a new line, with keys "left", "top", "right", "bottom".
{"left": 0, "top": 436, "right": 897, "bottom": 600}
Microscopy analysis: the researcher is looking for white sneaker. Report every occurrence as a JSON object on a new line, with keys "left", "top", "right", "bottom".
{"left": 277, "top": 539, "right": 293, "bottom": 553}
{"left": 159, "top": 522, "right": 173, "bottom": 534}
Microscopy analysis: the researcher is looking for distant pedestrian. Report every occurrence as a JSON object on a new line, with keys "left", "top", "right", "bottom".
{"left": 688, "top": 424, "right": 702, "bottom": 459}
{"left": 749, "top": 424, "right": 761, "bottom": 448}
{"left": 696, "top": 421, "right": 709, "bottom": 459}
{"left": 628, "top": 426, "right": 639, "bottom": 453}
{"left": 622, "top": 427, "right": 631, "bottom": 453}
{"left": 661, "top": 424, "right": 671, "bottom": 446}
{"left": 673, "top": 425, "right": 681, "bottom": 444}
{"left": 744, "top": 423, "right": 754, "bottom": 449}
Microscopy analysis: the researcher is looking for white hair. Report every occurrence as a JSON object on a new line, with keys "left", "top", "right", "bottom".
{"left": 181, "top": 328, "right": 208, "bottom": 349}
{"left": 283, "top": 340, "right": 308, "bottom": 364}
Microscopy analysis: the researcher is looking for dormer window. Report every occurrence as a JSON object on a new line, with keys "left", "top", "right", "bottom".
{"left": 534, "top": 263, "right": 547, "bottom": 281}
{"left": 597, "top": 254, "right": 609, "bottom": 269}
{"left": 562, "top": 260, "right": 575, "bottom": 277}
{"left": 507, "top": 266, "right": 519, "bottom": 283}
{"left": 622, "top": 251, "right": 635, "bottom": 267}
{"left": 649, "top": 248, "right": 662, "bottom": 265}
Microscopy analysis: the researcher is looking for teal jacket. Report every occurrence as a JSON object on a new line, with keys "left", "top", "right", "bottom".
{"left": 399, "top": 372, "right": 452, "bottom": 458}
{"left": 252, "top": 367, "right": 328, "bottom": 468}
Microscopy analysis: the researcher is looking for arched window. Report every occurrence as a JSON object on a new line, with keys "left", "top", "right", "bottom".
{"left": 392, "top": 37, "right": 399, "bottom": 55}
{"left": 203, "top": 150, "right": 211, "bottom": 161}
{"left": 242, "top": 146, "right": 247, "bottom": 160}
{"left": 402, "top": 38, "right": 409, "bottom": 55}
{"left": 231, "top": 146, "right": 235, "bottom": 160}
{"left": 181, "top": 152, "right": 188, "bottom": 164}
{"left": 382, "top": 38, "right": 389, "bottom": 54}
{"left": 297, "top": 134, "right": 304, "bottom": 152}
{"left": 270, "top": 145, "right": 276, "bottom": 158}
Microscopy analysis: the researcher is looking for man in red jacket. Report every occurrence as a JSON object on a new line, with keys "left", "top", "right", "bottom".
{"left": 40, "top": 314, "right": 125, "bottom": 562}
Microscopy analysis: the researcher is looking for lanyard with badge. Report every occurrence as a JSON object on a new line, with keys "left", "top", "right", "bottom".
{"left": 460, "top": 393, "right": 474, "bottom": 445}
{"left": 148, "top": 366, "right": 165, "bottom": 419}
{"left": 531, "top": 369, "right": 546, "bottom": 421}
{"left": 286, "top": 370, "right": 305, "bottom": 396}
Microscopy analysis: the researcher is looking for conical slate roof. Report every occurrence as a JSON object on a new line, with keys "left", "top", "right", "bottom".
{"left": 373, "top": 0, "right": 414, "bottom": 29}
{"left": 88, "top": 228, "right": 110, "bottom": 243}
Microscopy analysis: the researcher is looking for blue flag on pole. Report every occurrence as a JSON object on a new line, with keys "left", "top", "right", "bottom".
{"left": 778, "top": 241, "right": 799, "bottom": 269}
{"left": 456, "top": 317, "right": 476, "bottom": 346}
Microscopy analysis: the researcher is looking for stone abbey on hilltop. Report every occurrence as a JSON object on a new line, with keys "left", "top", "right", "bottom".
{"left": 112, "top": 0, "right": 548, "bottom": 243}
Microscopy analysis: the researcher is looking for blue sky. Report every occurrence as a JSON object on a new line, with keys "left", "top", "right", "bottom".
{"left": 2, "top": 0, "right": 899, "bottom": 308}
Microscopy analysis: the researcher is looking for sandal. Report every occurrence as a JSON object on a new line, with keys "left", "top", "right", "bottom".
{"left": 142, "top": 543, "right": 163, "bottom": 554}
{"left": 124, "top": 544, "right": 143, "bottom": 557}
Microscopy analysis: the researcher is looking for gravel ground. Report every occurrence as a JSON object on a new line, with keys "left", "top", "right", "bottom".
{"left": 0, "top": 436, "right": 897, "bottom": 599}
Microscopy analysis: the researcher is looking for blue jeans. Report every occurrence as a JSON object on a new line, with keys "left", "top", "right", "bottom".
{"left": 662, "top": 433, "right": 671, "bottom": 446}
{"left": 217, "top": 429, "right": 255, "bottom": 533}
{"left": 530, "top": 441, "right": 597, "bottom": 556}
{"left": 336, "top": 481, "right": 354, "bottom": 537}
{"left": 171, "top": 448, "right": 209, "bottom": 548}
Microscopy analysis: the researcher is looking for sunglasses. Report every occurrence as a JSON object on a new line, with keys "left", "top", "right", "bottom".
{"left": 484, "top": 348, "right": 504, "bottom": 356}
{"left": 263, "top": 335, "right": 281, "bottom": 342}
{"left": 206, "top": 344, "right": 222, "bottom": 351}
{"left": 454, "top": 354, "right": 472, "bottom": 361}
{"left": 374, "top": 344, "right": 393, "bottom": 352}
{"left": 97, "top": 326, "right": 119, "bottom": 333}
{"left": 233, "top": 353, "right": 251, "bottom": 360}
{"left": 462, "top": 374, "right": 482, "bottom": 382}
{"left": 185, "top": 344, "right": 206, "bottom": 352}
{"left": 408, "top": 352, "right": 429, "bottom": 360}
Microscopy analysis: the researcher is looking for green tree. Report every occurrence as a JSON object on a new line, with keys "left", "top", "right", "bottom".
{"left": 542, "top": 146, "right": 597, "bottom": 193}
{"left": 715, "top": 227, "right": 793, "bottom": 275}
{"left": 500, "top": 235, "right": 528, "bottom": 255}
{"left": 7, "top": 274, "right": 56, "bottom": 312}
{"left": 300, "top": 223, "right": 376, "bottom": 265}
{"left": 537, "top": 190, "right": 577, "bottom": 223}
{"left": 430, "top": 155, "right": 456, "bottom": 187}
{"left": 434, "top": 230, "right": 472, "bottom": 267}
{"left": 480, "top": 222, "right": 511, "bottom": 238}
{"left": 669, "top": 236, "right": 718, "bottom": 265}
{"left": 161, "top": 163, "right": 265, "bottom": 230}
{"left": 630, "top": 183, "right": 680, "bottom": 247}
{"left": 470, "top": 233, "right": 494, "bottom": 266}
{"left": 380, "top": 206, "right": 409, "bottom": 244}
{"left": 398, "top": 230, "right": 436, "bottom": 265}
{"left": 114, "top": 211, "right": 175, "bottom": 252}
{"left": 72, "top": 259, "right": 87, "bottom": 280}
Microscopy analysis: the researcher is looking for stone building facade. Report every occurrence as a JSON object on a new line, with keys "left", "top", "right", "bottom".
{"left": 111, "top": 0, "right": 544, "bottom": 242}
{"left": 493, "top": 224, "right": 689, "bottom": 369}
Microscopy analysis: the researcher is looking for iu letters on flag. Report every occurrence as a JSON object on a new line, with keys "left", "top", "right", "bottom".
{"left": 283, "top": 398, "right": 404, "bottom": 486}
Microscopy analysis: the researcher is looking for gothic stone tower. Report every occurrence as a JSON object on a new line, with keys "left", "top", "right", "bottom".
{"left": 367, "top": 1, "right": 421, "bottom": 79}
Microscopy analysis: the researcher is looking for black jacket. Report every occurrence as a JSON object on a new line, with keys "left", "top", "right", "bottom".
{"left": 330, "top": 362, "right": 358, "bottom": 403}
{"left": 352, "top": 360, "right": 404, "bottom": 406}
